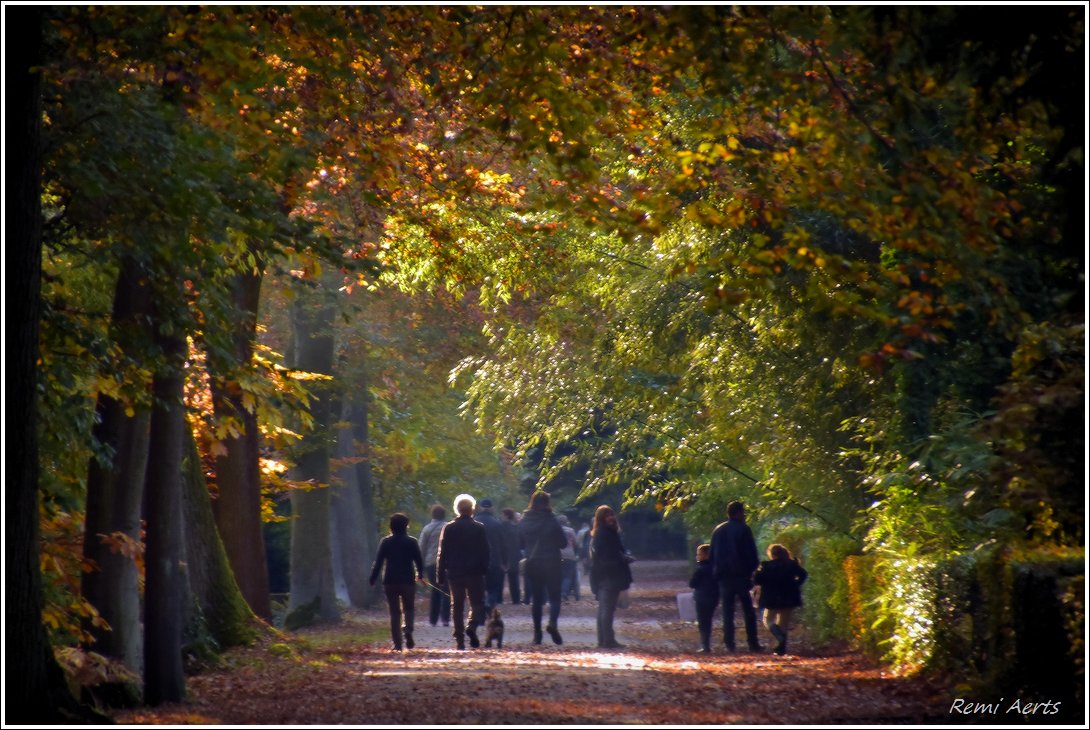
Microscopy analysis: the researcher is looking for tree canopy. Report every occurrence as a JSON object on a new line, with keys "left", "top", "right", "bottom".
{"left": 9, "top": 4, "right": 1083, "bottom": 716}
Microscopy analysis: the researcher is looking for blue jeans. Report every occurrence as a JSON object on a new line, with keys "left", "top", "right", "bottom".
{"left": 426, "top": 564, "right": 449, "bottom": 626}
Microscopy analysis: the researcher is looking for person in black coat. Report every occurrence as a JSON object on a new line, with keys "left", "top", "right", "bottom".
{"left": 709, "top": 500, "right": 763, "bottom": 652}
{"left": 437, "top": 493, "right": 490, "bottom": 650}
{"left": 688, "top": 543, "right": 719, "bottom": 653}
{"left": 589, "top": 504, "right": 633, "bottom": 649}
{"left": 369, "top": 512, "right": 425, "bottom": 651}
{"left": 475, "top": 498, "right": 509, "bottom": 614}
{"left": 517, "top": 490, "right": 568, "bottom": 645}
{"left": 753, "top": 543, "right": 808, "bottom": 655}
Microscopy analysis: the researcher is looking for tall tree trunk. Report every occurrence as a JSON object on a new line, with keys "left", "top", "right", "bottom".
{"left": 351, "top": 393, "right": 380, "bottom": 599}
{"left": 182, "top": 430, "right": 258, "bottom": 649}
{"left": 143, "top": 321, "right": 188, "bottom": 705}
{"left": 209, "top": 264, "right": 271, "bottom": 619}
{"left": 5, "top": 7, "right": 95, "bottom": 721}
{"left": 330, "top": 397, "right": 373, "bottom": 608}
{"left": 286, "top": 292, "right": 339, "bottom": 623}
{"left": 82, "top": 257, "right": 152, "bottom": 676}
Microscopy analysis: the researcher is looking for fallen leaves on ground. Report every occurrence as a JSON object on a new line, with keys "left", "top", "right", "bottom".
{"left": 110, "top": 562, "right": 951, "bottom": 725}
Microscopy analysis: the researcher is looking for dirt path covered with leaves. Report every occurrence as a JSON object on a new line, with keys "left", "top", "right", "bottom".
{"left": 112, "top": 561, "right": 951, "bottom": 725}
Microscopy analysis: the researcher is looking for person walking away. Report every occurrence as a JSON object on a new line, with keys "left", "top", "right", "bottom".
{"left": 476, "top": 498, "right": 509, "bottom": 615}
{"left": 588, "top": 504, "right": 633, "bottom": 649}
{"left": 688, "top": 543, "right": 719, "bottom": 653}
{"left": 418, "top": 503, "right": 450, "bottom": 627}
{"left": 753, "top": 543, "right": 808, "bottom": 655}
{"left": 369, "top": 512, "right": 425, "bottom": 651}
{"left": 557, "top": 514, "right": 580, "bottom": 601}
{"left": 500, "top": 508, "right": 522, "bottom": 604}
{"left": 710, "top": 500, "right": 763, "bottom": 652}
{"left": 518, "top": 490, "right": 567, "bottom": 645}
{"left": 436, "top": 494, "right": 489, "bottom": 649}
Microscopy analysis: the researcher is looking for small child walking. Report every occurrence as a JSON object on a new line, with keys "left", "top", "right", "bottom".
{"left": 753, "top": 543, "right": 808, "bottom": 655}
{"left": 688, "top": 543, "right": 719, "bottom": 653}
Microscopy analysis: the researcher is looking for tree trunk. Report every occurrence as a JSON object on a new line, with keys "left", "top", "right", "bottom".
{"left": 142, "top": 322, "right": 188, "bottom": 706}
{"left": 351, "top": 393, "right": 380, "bottom": 599}
{"left": 182, "top": 430, "right": 258, "bottom": 650}
{"left": 286, "top": 292, "right": 339, "bottom": 623}
{"left": 209, "top": 264, "right": 272, "bottom": 619}
{"left": 5, "top": 7, "right": 95, "bottom": 721}
{"left": 330, "top": 397, "right": 374, "bottom": 608}
{"left": 82, "top": 257, "right": 152, "bottom": 676}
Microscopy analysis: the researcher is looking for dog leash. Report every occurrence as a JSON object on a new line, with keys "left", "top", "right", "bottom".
{"left": 419, "top": 577, "right": 451, "bottom": 598}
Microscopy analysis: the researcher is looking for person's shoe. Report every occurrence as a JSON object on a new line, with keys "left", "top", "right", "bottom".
{"left": 748, "top": 643, "right": 765, "bottom": 653}
{"left": 604, "top": 640, "right": 624, "bottom": 649}
{"left": 393, "top": 642, "right": 403, "bottom": 651}
{"left": 546, "top": 625, "right": 563, "bottom": 645}
{"left": 456, "top": 638, "right": 466, "bottom": 650}
{"left": 532, "top": 628, "right": 543, "bottom": 645}
{"left": 467, "top": 626, "right": 480, "bottom": 648}
{"left": 725, "top": 643, "right": 737, "bottom": 652}
{"left": 697, "top": 646, "right": 711, "bottom": 654}
{"left": 405, "top": 632, "right": 415, "bottom": 649}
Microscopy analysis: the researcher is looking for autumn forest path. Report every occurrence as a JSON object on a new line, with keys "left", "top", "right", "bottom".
{"left": 113, "top": 561, "right": 952, "bottom": 725}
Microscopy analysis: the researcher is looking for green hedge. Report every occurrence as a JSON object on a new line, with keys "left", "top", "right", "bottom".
{"left": 846, "top": 546, "right": 1084, "bottom": 724}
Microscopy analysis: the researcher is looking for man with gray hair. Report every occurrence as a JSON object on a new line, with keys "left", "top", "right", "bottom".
{"left": 436, "top": 493, "right": 490, "bottom": 649}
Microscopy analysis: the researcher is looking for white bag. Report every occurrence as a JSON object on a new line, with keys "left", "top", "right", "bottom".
{"left": 676, "top": 591, "right": 697, "bottom": 622}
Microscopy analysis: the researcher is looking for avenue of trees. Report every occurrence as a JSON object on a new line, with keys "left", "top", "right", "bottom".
{"left": 5, "top": 5, "right": 1083, "bottom": 720}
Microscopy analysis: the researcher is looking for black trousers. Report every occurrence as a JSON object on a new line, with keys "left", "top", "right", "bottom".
{"left": 447, "top": 574, "right": 486, "bottom": 638}
{"left": 720, "top": 577, "right": 759, "bottom": 649}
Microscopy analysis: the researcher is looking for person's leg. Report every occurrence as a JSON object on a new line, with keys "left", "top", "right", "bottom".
{"left": 544, "top": 560, "right": 563, "bottom": 643}
{"left": 401, "top": 583, "right": 417, "bottom": 648}
{"left": 739, "top": 582, "right": 761, "bottom": 650}
{"left": 696, "top": 599, "right": 715, "bottom": 651}
{"left": 720, "top": 581, "right": 737, "bottom": 650}
{"left": 448, "top": 577, "right": 467, "bottom": 648}
{"left": 769, "top": 607, "right": 793, "bottom": 654}
{"left": 466, "top": 575, "right": 485, "bottom": 647}
{"left": 527, "top": 562, "right": 545, "bottom": 643}
{"left": 427, "top": 564, "right": 441, "bottom": 625}
{"left": 597, "top": 586, "right": 620, "bottom": 647}
{"left": 507, "top": 565, "right": 521, "bottom": 604}
{"left": 383, "top": 584, "right": 403, "bottom": 650}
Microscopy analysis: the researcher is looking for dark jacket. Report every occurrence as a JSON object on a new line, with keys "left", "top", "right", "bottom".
{"left": 710, "top": 517, "right": 759, "bottom": 581}
{"left": 501, "top": 518, "right": 522, "bottom": 565}
{"left": 369, "top": 532, "right": 424, "bottom": 586}
{"left": 754, "top": 558, "right": 808, "bottom": 609}
{"left": 517, "top": 508, "right": 567, "bottom": 563}
{"left": 436, "top": 515, "right": 490, "bottom": 580}
{"left": 589, "top": 527, "right": 633, "bottom": 594}
{"left": 688, "top": 559, "right": 718, "bottom": 605}
{"left": 476, "top": 508, "right": 509, "bottom": 571}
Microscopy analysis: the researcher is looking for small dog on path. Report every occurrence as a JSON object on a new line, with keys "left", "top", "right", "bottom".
{"left": 484, "top": 608, "right": 504, "bottom": 648}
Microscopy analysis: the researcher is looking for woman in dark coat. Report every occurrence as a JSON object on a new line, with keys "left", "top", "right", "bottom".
{"left": 370, "top": 512, "right": 425, "bottom": 651}
{"left": 517, "top": 490, "right": 568, "bottom": 645}
{"left": 752, "top": 543, "right": 808, "bottom": 655}
{"left": 589, "top": 504, "right": 633, "bottom": 649}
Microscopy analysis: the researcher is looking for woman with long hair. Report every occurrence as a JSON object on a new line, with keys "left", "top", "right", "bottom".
{"left": 589, "top": 504, "right": 633, "bottom": 649}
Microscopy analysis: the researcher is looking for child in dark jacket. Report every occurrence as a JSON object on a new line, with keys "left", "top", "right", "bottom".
{"left": 753, "top": 543, "right": 808, "bottom": 655}
{"left": 688, "top": 543, "right": 719, "bottom": 653}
